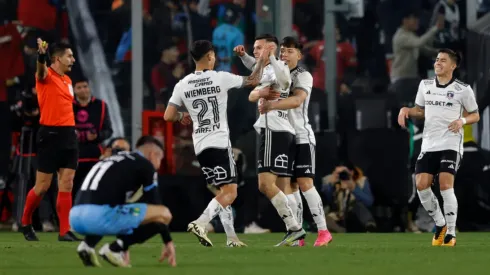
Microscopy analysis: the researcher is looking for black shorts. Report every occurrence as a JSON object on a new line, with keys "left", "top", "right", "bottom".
{"left": 415, "top": 150, "right": 462, "bottom": 176}
{"left": 197, "top": 147, "right": 237, "bottom": 187}
{"left": 37, "top": 125, "right": 78, "bottom": 173}
{"left": 292, "top": 143, "right": 315, "bottom": 180}
{"left": 258, "top": 129, "right": 295, "bottom": 176}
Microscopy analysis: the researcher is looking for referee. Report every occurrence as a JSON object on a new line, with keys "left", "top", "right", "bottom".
{"left": 20, "top": 38, "right": 81, "bottom": 242}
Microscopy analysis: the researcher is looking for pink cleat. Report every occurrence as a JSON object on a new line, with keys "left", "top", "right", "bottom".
{"left": 298, "top": 239, "right": 305, "bottom": 247}
{"left": 314, "top": 230, "right": 332, "bottom": 247}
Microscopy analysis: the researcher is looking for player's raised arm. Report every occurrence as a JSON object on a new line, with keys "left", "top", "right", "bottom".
{"left": 36, "top": 38, "right": 49, "bottom": 80}
{"left": 260, "top": 72, "right": 312, "bottom": 113}
{"left": 242, "top": 50, "right": 268, "bottom": 87}
{"left": 234, "top": 45, "right": 255, "bottom": 70}
{"left": 267, "top": 44, "right": 291, "bottom": 90}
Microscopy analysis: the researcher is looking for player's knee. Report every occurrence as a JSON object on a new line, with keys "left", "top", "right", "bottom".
{"left": 162, "top": 209, "right": 173, "bottom": 225}
{"left": 415, "top": 174, "right": 432, "bottom": 190}
{"left": 297, "top": 178, "right": 313, "bottom": 192}
{"left": 58, "top": 178, "right": 74, "bottom": 192}
{"left": 439, "top": 173, "right": 454, "bottom": 191}
{"left": 258, "top": 180, "right": 272, "bottom": 194}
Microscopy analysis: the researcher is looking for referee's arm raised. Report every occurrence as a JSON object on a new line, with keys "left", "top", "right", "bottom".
{"left": 36, "top": 38, "right": 49, "bottom": 80}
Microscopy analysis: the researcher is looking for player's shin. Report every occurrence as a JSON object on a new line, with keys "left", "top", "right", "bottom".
{"left": 270, "top": 189, "right": 301, "bottom": 231}
{"left": 301, "top": 184, "right": 327, "bottom": 230}
{"left": 440, "top": 188, "right": 458, "bottom": 236}
{"left": 195, "top": 198, "right": 223, "bottom": 226}
{"left": 417, "top": 188, "right": 446, "bottom": 227}
{"left": 291, "top": 183, "right": 303, "bottom": 226}
{"left": 219, "top": 205, "right": 238, "bottom": 239}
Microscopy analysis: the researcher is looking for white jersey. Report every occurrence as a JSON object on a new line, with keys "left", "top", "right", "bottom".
{"left": 289, "top": 66, "right": 316, "bottom": 145}
{"left": 169, "top": 70, "right": 244, "bottom": 155}
{"left": 253, "top": 62, "right": 295, "bottom": 134}
{"left": 415, "top": 78, "right": 478, "bottom": 155}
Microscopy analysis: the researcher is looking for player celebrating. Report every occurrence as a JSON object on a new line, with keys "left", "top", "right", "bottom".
{"left": 164, "top": 40, "right": 267, "bottom": 247}
{"left": 70, "top": 136, "right": 175, "bottom": 267}
{"left": 235, "top": 34, "right": 306, "bottom": 246}
{"left": 258, "top": 37, "right": 332, "bottom": 247}
{"left": 398, "top": 49, "right": 479, "bottom": 246}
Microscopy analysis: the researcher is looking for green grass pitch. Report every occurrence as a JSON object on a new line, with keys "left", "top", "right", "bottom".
{"left": 0, "top": 232, "right": 488, "bottom": 275}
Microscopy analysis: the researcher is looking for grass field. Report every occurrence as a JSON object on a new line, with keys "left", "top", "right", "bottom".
{"left": 0, "top": 232, "right": 488, "bottom": 275}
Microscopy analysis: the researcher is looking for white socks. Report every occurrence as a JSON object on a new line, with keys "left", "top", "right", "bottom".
{"left": 302, "top": 187, "right": 327, "bottom": 230}
{"left": 271, "top": 191, "right": 301, "bottom": 231}
{"left": 417, "top": 188, "right": 446, "bottom": 227}
{"left": 196, "top": 198, "right": 222, "bottom": 226}
{"left": 293, "top": 190, "right": 303, "bottom": 226}
{"left": 219, "top": 205, "right": 238, "bottom": 239}
{"left": 441, "top": 188, "right": 458, "bottom": 236}
{"left": 286, "top": 194, "right": 298, "bottom": 229}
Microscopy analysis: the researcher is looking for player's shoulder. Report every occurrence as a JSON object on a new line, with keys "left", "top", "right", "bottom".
{"left": 122, "top": 151, "right": 155, "bottom": 171}
{"left": 454, "top": 78, "right": 470, "bottom": 89}
{"left": 295, "top": 67, "right": 312, "bottom": 79}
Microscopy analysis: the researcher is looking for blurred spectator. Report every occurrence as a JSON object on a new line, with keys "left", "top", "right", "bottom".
{"left": 17, "top": 0, "right": 69, "bottom": 42}
{"left": 391, "top": 10, "right": 442, "bottom": 83}
{"left": 430, "top": 0, "right": 463, "bottom": 52}
{"left": 308, "top": 26, "right": 357, "bottom": 93}
{"left": 321, "top": 161, "right": 376, "bottom": 233}
{"left": 187, "top": 0, "right": 212, "bottom": 42}
{"left": 72, "top": 78, "right": 113, "bottom": 199}
{"left": 10, "top": 90, "right": 56, "bottom": 232}
{"left": 151, "top": 44, "right": 184, "bottom": 111}
{"left": 212, "top": 7, "right": 244, "bottom": 72}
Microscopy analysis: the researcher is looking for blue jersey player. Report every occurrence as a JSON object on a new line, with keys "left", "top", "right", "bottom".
{"left": 69, "top": 136, "right": 176, "bottom": 267}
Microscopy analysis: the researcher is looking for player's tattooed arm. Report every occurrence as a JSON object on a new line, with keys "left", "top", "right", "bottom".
{"left": 248, "top": 86, "right": 280, "bottom": 102}
{"left": 242, "top": 58, "right": 266, "bottom": 87}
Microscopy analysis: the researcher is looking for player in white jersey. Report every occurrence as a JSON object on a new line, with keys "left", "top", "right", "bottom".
{"left": 164, "top": 40, "right": 267, "bottom": 247}
{"left": 234, "top": 34, "right": 306, "bottom": 246}
{"left": 398, "top": 49, "right": 479, "bottom": 247}
{"left": 258, "top": 37, "right": 332, "bottom": 247}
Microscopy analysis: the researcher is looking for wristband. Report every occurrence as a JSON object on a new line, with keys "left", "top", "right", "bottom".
{"left": 461, "top": 118, "right": 467, "bottom": 125}
{"left": 38, "top": 54, "right": 46, "bottom": 64}
{"left": 177, "top": 112, "right": 184, "bottom": 121}
{"left": 160, "top": 225, "right": 173, "bottom": 244}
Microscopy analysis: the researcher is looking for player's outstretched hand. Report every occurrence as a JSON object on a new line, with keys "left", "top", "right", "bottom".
{"left": 37, "top": 38, "right": 48, "bottom": 54}
{"left": 159, "top": 241, "right": 176, "bottom": 267}
{"left": 179, "top": 112, "right": 192, "bottom": 126}
{"left": 233, "top": 45, "right": 246, "bottom": 57}
{"left": 448, "top": 119, "right": 464, "bottom": 133}
{"left": 398, "top": 107, "right": 410, "bottom": 128}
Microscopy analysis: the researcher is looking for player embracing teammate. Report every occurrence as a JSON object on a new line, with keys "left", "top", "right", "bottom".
{"left": 235, "top": 35, "right": 332, "bottom": 246}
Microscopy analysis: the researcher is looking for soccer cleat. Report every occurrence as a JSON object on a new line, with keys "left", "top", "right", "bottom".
{"left": 77, "top": 242, "right": 101, "bottom": 267}
{"left": 442, "top": 234, "right": 456, "bottom": 247}
{"left": 288, "top": 239, "right": 305, "bottom": 247}
{"left": 187, "top": 221, "right": 213, "bottom": 247}
{"left": 20, "top": 225, "right": 39, "bottom": 241}
{"left": 59, "top": 231, "right": 83, "bottom": 242}
{"left": 275, "top": 228, "right": 306, "bottom": 247}
{"left": 99, "top": 244, "right": 131, "bottom": 267}
{"left": 432, "top": 225, "right": 447, "bottom": 246}
{"left": 314, "top": 229, "right": 333, "bottom": 247}
{"left": 226, "top": 239, "right": 247, "bottom": 247}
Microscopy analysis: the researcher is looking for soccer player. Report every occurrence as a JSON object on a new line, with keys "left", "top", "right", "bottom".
{"left": 398, "top": 49, "right": 479, "bottom": 246}
{"left": 234, "top": 34, "right": 306, "bottom": 246}
{"left": 70, "top": 136, "right": 175, "bottom": 267}
{"left": 21, "top": 39, "right": 80, "bottom": 241}
{"left": 258, "top": 37, "right": 333, "bottom": 247}
{"left": 163, "top": 40, "right": 268, "bottom": 247}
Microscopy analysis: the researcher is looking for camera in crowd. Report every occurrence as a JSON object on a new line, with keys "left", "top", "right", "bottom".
{"left": 339, "top": 170, "right": 351, "bottom": 181}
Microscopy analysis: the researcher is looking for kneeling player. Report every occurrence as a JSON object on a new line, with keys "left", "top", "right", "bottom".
{"left": 69, "top": 136, "right": 176, "bottom": 267}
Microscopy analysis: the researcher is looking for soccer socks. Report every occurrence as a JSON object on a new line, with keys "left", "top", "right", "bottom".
{"left": 302, "top": 187, "right": 327, "bottom": 230}
{"left": 113, "top": 224, "right": 161, "bottom": 251}
{"left": 292, "top": 190, "right": 304, "bottom": 227}
{"left": 417, "top": 188, "right": 446, "bottom": 227}
{"left": 196, "top": 198, "right": 222, "bottom": 226}
{"left": 219, "top": 205, "right": 238, "bottom": 239}
{"left": 85, "top": 235, "right": 103, "bottom": 248}
{"left": 56, "top": 191, "right": 72, "bottom": 236}
{"left": 286, "top": 194, "right": 298, "bottom": 229}
{"left": 441, "top": 188, "right": 458, "bottom": 236}
{"left": 21, "top": 189, "right": 43, "bottom": 226}
{"left": 270, "top": 191, "right": 300, "bottom": 231}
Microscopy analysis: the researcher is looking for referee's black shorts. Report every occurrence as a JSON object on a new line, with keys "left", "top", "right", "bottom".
{"left": 36, "top": 125, "right": 79, "bottom": 173}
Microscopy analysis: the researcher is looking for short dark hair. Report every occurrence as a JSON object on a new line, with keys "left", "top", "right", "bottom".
{"left": 402, "top": 10, "right": 418, "bottom": 20}
{"left": 73, "top": 76, "right": 89, "bottom": 86}
{"left": 255, "top": 33, "right": 279, "bottom": 46}
{"left": 49, "top": 42, "right": 72, "bottom": 59}
{"left": 190, "top": 40, "right": 215, "bottom": 61}
{"left": 136, "top": 135, "right": 164, "bottom": 151}
{"left": 280, "top": 36, "right": 303, "bottom": 50}
{"left": 107, "top": 137, "right": 129, "bottom": 148}
{"left": 438, "top": 48, "right": 461, "bottom": 67}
